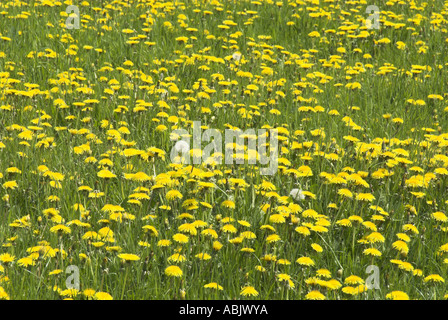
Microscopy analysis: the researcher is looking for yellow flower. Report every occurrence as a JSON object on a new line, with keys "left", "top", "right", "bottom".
{"left": 17, "top": 257, "right": 36, "bottom": 267}
{"left": 83, "top": 289, "right": 96, "bottom": 299}
{"left": 386, "top": 291, "right": 409, "bottom": 300}
{"left": 277, "top": 259, "right": 291, "bottom": 265}
{"left": 344, "top": 275, "right": 364, "bottom": 285}
{"left": 201, "top": 228, "right": 218, "bottom": 239}
{"left": 221, "top": 200, "right": 235, "bottom": 209}
{"left": 142, "top": 225, "right": 159, "bottom": 237}
{"left": 0, "top": 287, "right": 10, "bottom": 300}
{"left": 240, "top": 231, "right": 256, "bottom": 239}
{"left": 295, "top": 226, "right": 311, "bottom": 236}
{"left": 97, "top": 169, "right": 116, "bottom": 179}
{"left": 106, "top": 246, "right": 122, "bottom": 253}
{"left": 173, "top": 233, "right": 189, "bottom": 244}
{"left": 342, "top": 285, "right": 366, "bottom": 295}
{"left": 167, "top": 253, "right": 186, "bottom": 263}
{"left": 316, "top": 269, "right": 332, "bottom": 278}
{"left": 49, "top": 269, "right": 63, "bottom": 276}
{"left": 165, "top": 265, "right": 183, "bottom": 277}
{"left": 50, "top": 224, "right": 71, "bottom": 235}
{"left": 392, "top": 240, "right": 409, "bottom": 255}
{"left": 178, "top": 223, "right": 197, "bottom": 236}
{"left": 396, "top": 41, "right": 406, "bottom": 49}
{"left": 277, "top": 274, "right": 295, "bottom": 288}
{"left": 266, "top": 234, "right": 281, "bottom": 243}
{"left": 117, "top": 253, "right": 140, "bottom": 262}
{"left": 305, "top": 290, "right": 325, "bottom": 300}
{"left": 296, "top": 256, "right": 315, "bottom": 267}
{"left": 204, "top": 282, "right": 223, "bottom": 290}
{"left": 338, "top": 188, "right": 353, "bottom": 199}
{"left": 363, "top": 248, "right": 382, "bottom": 257}
{"left": 323, "top": 279, "right": 342, "bottom": 290}
{"left": 413, "top": 269, "right": 423, "bottom": 277}
{"left": 355, "top": 193, "right": 375, "bottom": 202}
{"left": 432, "top": 211, "right": 448, "bottom": 222}
{"left": 60, "top": 288, "right": 80, "bottom": 298}
{"left": 195, "top": 253, "right": 211, "bottom": 260}
{"left": 336, "top": 219, "right": 352, "bottom": 227}
{"left": 403, "top": 224, "right": 419, "bottom": 234}
{"left": 0, "top": 253, "right": 15, "bottom": 265}
{"left": 213, "top": 241, "right": 223, "bottom": 251}
{"left": 365, "top": 232, "right": 385, "bottom": 243}
{"left": 157, "top": 239, "right": 171, "bottom": 247}
{"left": 269, "top": 214, "right": 285, "bottom": 224}
{"left": 94, "top": 292, "right": 113, "bottom": 300}
{"left": 390, "top": 259, "right": 414, "bottom": 272}
{"left": 166, "top": 189, "right": 183, "bottom": 201}
{"left": 98, "top": 227, "right": 115, "bottom": 242}
{"left": 221, "top": 224, "right": 237, "bottom": 234}
{"left": 396, "top": 233, "right": 411, "bottom": 242}
{"left": 424, "top": 274, "right": 445, "bottom": 283}
{"left": 240, "top": 286, "right": 258, "bottom": 297}
{"left": 310, "top": 225, "right": 328, "bottom": 233}
{"left": 255, "top": 265, "right": 266, "bottom": 272}
{"left": 2, "top": 181, "right": 18, "bottom": 190}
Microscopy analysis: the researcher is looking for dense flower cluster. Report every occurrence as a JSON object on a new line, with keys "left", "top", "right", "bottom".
{"left": 0, "top": 0, "right": 448, "bottom": 300}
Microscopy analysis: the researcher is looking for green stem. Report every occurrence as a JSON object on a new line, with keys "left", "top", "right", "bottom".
{"left": 120, "top": 267, "right": 128, "bottom": 300}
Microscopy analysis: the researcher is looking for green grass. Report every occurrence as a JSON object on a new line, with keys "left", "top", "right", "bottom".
{"left": 0, "top": 0, "right": 448, "bottom": 300}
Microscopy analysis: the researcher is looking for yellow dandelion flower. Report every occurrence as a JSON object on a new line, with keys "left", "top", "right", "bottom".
{"left": 386, "top": 291, "right": 409, "bottom": 300}
{"left": 296, "top": 256, "right": 315, "bottom": 267}
{"left": 97, "top": 169, "right": 117, "bottom": 179}
{"left": 266, "top": 234, "right": 281, "bottom": 243}
{"left": 83, "top": 289, "right": 96, "bottom": 299}
{"left": 2, "top": 181, "right": 18, "bottom": 190}
{"left": 366, "top": 232, "right": 385, "bottom": 243}
{"left": 0, "top": 253, "right": 15, "bottom": 264}
{"left": 363, "top": 248, "right": 382, "bottom": 257}
{"left": 344, "top": 275, "right": 364, "bottom": 285}
{"left": 204, "top": 282, "right": 223, "bottom": 290}
{"left": 316, "top": 269, "right": 332, "bottom": 278}
{"left": 240, "top": 286, "right": 258, "bottom": 297}
{"left": 0, "top": 287, "right": 10, "bottom": 300}
{"left": 424, "top": 274, "right": 445, "bottom": 283}
{"left": 305, "top": 290, "right": 326, "bottom": 300}
{"left": 195, "top": 253, "right": 211, "bottom": 260}
{"left": 166, "top": 189, "right": 183, "bottom": 201}
{"left": 213, "top": 241, "right": 223, "bottom": 251}
{"left": 432, "top": 211, "right": 448, "bottom": 222}
{"left": 94, "top": 292, "right": 113, "bottom": 300}
{"left": 167, "top": 253, "right": 187, "bottom": 263}
{"left": 295, "top": 226, "right": 311, "bottom": 236}
{"left": 117, "top": 253, "right": 140, "bottom": 262}
{"left": 221, "top": 224, "right": 237, "bottom": 234}
{"left": 173, "top": 233, "right": 189, "bottom": 244}
{"left": 311, "top": 243, "right": 323, "bottom": 252}
{"left": 392, "top": 240, "right": 409, "bottom": 255}
{"left": 165, "top": 265, "right": 183, "bottom": 277}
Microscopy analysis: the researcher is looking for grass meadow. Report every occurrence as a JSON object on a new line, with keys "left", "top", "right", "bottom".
{"left": 1, "top": 0, "right": 448, "bottom": 300}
